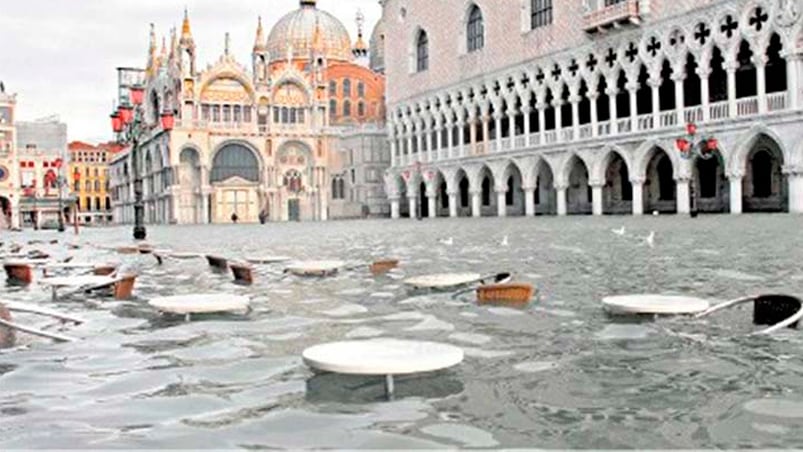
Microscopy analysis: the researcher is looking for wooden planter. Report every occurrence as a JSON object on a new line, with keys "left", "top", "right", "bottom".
{"left": 113, "top": 275, "right": 137, "bottom": 300}
{"left": 369, "top": 259, "right": 399, "bottom": 275}
{"left": 476, "top": 283, "right": 535, "bottom": 308}
{"left": 230, "top": 263, "right": 254, "bottom": 285}
{"left": 4, "top": 263, "right": 33, "bottom": 285}
{"left": 206, "top": 255, "right": 229, "bottom": 272}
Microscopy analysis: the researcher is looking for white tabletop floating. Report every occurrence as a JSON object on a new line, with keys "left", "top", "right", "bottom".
{"left": 246, "top": 256, "right": 292, "bottom": 264}
{"left": 302, "top": 339, "right": 464, "bottom": 399}
{"left": 284, "top": 260, "right": 345, "bottom": 277}
{"left": 168, "top": 252, "right": 203, "bottom": 260}
{"left": 148, "top": 293, "right": 250, "bottom": 321}
{"left": 403, "top": 273, "right": 482, "bottom": 290}
{"left": 41, "top": 275, "right": 118, "bottom": 289}
{"left": 602, "top": 294, "right": 711, "bottom": 315}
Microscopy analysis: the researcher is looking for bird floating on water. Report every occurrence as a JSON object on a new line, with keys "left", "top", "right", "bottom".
{"left": 611, "top": 226, "right": 626, "bottom": 236}
{"left": 500, "top": 236, "right": 509, "bottom": 246}
{"left": 439, "top": 237, "right": 454, "bottom": 246}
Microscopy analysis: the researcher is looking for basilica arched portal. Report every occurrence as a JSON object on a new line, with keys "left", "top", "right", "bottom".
{"left": 210, "top": 142, "right": 262, "bottom": 223}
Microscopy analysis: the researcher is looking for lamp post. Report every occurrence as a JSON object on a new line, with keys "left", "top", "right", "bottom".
{"left": 110, "top": 84, "right": 174, "bottom": 240}
{"left": 54, "top": 158, "right": 65, "bottom": 232}
{"left": 675, "top": 123, "right": 719, "bottom": 218}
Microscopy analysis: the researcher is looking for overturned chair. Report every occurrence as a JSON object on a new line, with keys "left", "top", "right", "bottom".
{"left": 695, "top": 294, "right": 803, "bottom": 335}
{"left": 42, "top": 272, "right": 138, "bottom": 301}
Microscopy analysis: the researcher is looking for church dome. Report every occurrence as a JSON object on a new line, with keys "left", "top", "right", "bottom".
{"left": 368, "top": 18, "right": 386, "bottom": 73}
{"left": 266, "top": 0, "right": 353, "bottom": 63}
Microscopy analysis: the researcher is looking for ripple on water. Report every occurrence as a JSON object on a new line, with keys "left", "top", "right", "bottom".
{"left": 595, "top": 324, "right": 654, "bottom": 340}
{"left": 714, "top": 269, "right": 765, "bottom": 282}
{"left": 321, "top": 304, "right": 368, "bottom": 317}
{"left": 743, "top": 399, "right": 803, "bottom": 418}
{"left": 345, "top": 327, "right": 384, "bottom": 339}
{"left": 514, "top": 361, "right": 559, "bottom": 373}
{"left": 449, "top": 332, "right": 492, "bottom": 345}
{"left": 405, "top": 315, "right": 455, "bottom": 332}
{"left": 421, "top": 423, "right": 499, "bottom": 448}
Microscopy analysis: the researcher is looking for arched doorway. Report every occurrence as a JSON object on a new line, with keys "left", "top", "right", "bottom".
{"left": 502, "top": 163, "right": 525, "bottom": 216}
{"left": 694, "top": 151, "right": 728, "bottom": 213}
{"left": 602, "top": 152, "right": 632, "bottom": 215}
{"left": 535, "top": 162, "right": 557, "bottom": 215}
{"left": 478, "top": 166, "right": 496, "bottom": 217}
{"left": 436, "top": 171, "right": 449, "bottom": 217}
{"left": 456, "top": 169, "right": 470, "bottom": 217}
{"left": 210, "top": 142, "right": 261, "bottom": 223}
{"left": 566, "top": 156, "right": 591, "bottom": 215}
{"left": 0, "top": 196, "right": 11, "bottom": 229}
{"left": 418, "top": 181, "right": 428, "bottom": 218}
{"left": 178, "top": 147, "right": 202, "bottom": 223}
{"left": 645, "top": 148, "right": 676, "bottom": 213}
{"left": 742, "top": 134, "right": 787, "bottom": 212}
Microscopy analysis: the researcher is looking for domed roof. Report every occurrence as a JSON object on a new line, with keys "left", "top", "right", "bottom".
{"left": 266, "top": 0, "right": 353, "bottom": 63}
{"left": 369, "top": 18, "right": 385, "bottom": 73}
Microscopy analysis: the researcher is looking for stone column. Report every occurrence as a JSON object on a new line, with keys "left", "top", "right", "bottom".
{"left": 494, "top": 113, "right": 503, "bottom": 150}
{"left": 726, "top": 61, "right": 738, "bottom": 117}
{"left": 606, "top": 86, "right": 618, "bottom": 135}
{"left": 471, "top": 190, "right": 482, "bottom": 218}
{"left": 508, "top": 108, "right": 517, "bottom": 142}
{"left": 589, "top": 92, "right": 599, "bottom": 137}
{"left": 699, "top": 67, "right": 711, "bottom": 121}
{"left": 556, "top": 185, "right": 568, "bottom": 216}
{"left": 676, "top": 177, "right": 691, "bottom": 214}
{"left": 673, "top": 72, "right": 686, "bottom": 125}
{"left": 650, "top": 77, "right": 661, "bottom": 127}
{"left": 416, "top": 129, "right": 424, "bottom": 162}
{"left": 407, "top": 133, "right": 414, "bottom": 165}
{"left": 787, "top": 55, "right": 802, "bottom": 110}
{"left": 570, "top": 95, "right": 580, "bottom": 139}
{"left": 426, "top": 127, "right": 434, "bottom": 162}
{"left": 408, "top": 196, "right": 417, "bottom": 220}
{"left": 728, "top": 174, "right": 743, "bottom": 214}
{"left": 469, "top": 119, "right": 477, "bottom": 156}
{"left": 390, "top": 197, "right": 400, "bottom": 219}
{"left": 787, "top": 169, "right": 803, "bottom": 214}
{"left": 522, "top": 106, "right": 532, "bottom": 140}
{"left": 481, "top": 116, "right": 490, "bottom": 152}
{"left": 448, "top": 191, "right": 458, "bottom": 218}
{"left": 427, "top": 188, "right": 437, "bottom": 219}
{"left": 390, "top": 137, "right": 397, "bottom": 167}
{"left": 537, "top": 102, "right": 547, "bottom": 144}
{"left": 434, "top": 126, "right": 442, "bottom": 160}
{"left": 626, "top": 80, "right": 638, "bottom": 132}
{"left": 591, "top": 182, "right": 604, "bottom": 216}
{"left": 523, "top": 186, "right": 535, "bottom": 216}
{"left": 553, "top": 99, "right": 563, "bottom": 142}
{"left": 496, "top": 187, "right": 507, "bottom": 217}
{"left": 631, "top": 178, "right": 644, "bottom": 216}
{"left": 755, "top": 56, "right": 768, "bottom": 114}
{"left": 453, "top": 122, "right": 462, "bottom": 158}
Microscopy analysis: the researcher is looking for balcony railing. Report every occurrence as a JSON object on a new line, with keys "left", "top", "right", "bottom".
{"left": 398, "top": 90, "right": 792, "bottom": 166}
{"left": 583, "top": 0, "right": 641, "bottom": 34}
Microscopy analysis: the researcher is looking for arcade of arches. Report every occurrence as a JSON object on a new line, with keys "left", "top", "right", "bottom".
{"left": 387, "top": 132, "right": 799, "bottom": 218}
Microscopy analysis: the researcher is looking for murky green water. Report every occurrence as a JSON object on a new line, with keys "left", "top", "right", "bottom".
{"left": 2, "top": 215, "right": 803, "bottom": 448}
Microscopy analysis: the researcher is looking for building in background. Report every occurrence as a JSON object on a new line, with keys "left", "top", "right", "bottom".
{"left": 110, "top": 0, "right": 390, "bottom": 224}
{"left": 383, "top": 0, "right": 803, "bottom": 218}
{"left": 68, "top": 141, "right": 122, "bottom": 225}
{"left": 0, "top": 82, "right": 20, "bottom": 229}
{"left": 16, "top": 116, "right": 75, "bottom": 229}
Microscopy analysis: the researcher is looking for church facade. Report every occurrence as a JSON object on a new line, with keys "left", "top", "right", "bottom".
{"left": 383, "top": 0, "right": 803, "bottom": 218}
{"left": 109, "top": 0, "right": 388, "bottom": 224}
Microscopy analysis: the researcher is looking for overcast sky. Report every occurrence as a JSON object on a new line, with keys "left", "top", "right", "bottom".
{"left": 0, "top": 0, "right": 381, "bottom": 144}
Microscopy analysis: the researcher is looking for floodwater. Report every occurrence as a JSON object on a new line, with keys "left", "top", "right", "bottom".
{"left": 1, "top": 215, "right": 803, "bottom": 449}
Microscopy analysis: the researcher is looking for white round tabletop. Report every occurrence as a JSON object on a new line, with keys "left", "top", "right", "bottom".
{"left": 404, "top": 273, "right": 482, "bottom": 289}
{"left": 285, "top": 260, "right": 345, "bottom": 275}
{"left": 602, "top": 294, "right": 711, "bottom": 315}
{"left": 169, "top": 252, "right": 202, "bottom": 259}
{"left": 246, "top": 256, "right": 292, "bottom": 264}
{"left": 303, "top": 339, "right": 464, "bottom": 375}
{"left": 148, "top": 293, "right": 250, "bottom": 315}
{"left": 3, "top": 259, "right": 49, "bottom": 266}
{"left": 43, "top": 262, "right": 97, "bottom": 270}
{"left": 41, "top": 275, "right": 117, "bottom": 288}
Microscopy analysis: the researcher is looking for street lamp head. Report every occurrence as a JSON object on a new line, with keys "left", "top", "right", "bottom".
{"left": 686, "top": 123, "right": 697, "bottom": 136}
{"left": 160, "top": 110, "right": 175, "bottom": 131}
{"left": 118, "top": 104, "right": 134, "bottom": 125}
{"left": 110, "top": 111, "right": 123, "bottom": 133}
{"left": 705, "top": 138, "right": 718, "bottom": 151}
{"left": 73, "top": 170, "right": 81, "bottom": 182}
{"left": 130, "top": 85, "right": 145, "bottom": 106}
{"left": 675, "top": 138, "right": 690, "bottom": 153}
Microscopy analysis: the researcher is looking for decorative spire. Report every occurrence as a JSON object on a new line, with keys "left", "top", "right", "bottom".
{"left": 224, "top": 32, "right": 231, "bottom": 56}
{"left": 312, "top": 16, "right": 324, "bottom": 53}
{"left": 169, "top": 26, "right": 178, "bottom": 59}
{"left": 146, "top": 23, "right": 158, "bottom": 75}
{"left": 353, "top": 9, "right": 368, "bottom": 58}
{"left": 180, "top": 7, "right": 195, "bottom": 48}
{"left": 253, "top": 16, "right": 266, "bottom": 52}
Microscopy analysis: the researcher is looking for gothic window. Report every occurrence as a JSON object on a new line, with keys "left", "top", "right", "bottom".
{"left": 416, "top": 30, "right": 429, "bottom": 72}
{"left": 735, "top": 40, "right": 757, "bottom": 98}
{"left": 467, "top": 4, "right": 484, "bottom": 52}
{"left": 531, "top": 0, "right": 553, "bottom": 29}
{"left": 329, "top": 100, "right": 337, "bottom": 119}
{"left": 709, "top": 47, "right": 728, "bottom": 102}
{"left": 343, "top": 100, "right": 352, "bottom": 117}
{"left": 358, "top": 101, "right": 365, "bottom": 117}
{"left": 329, "top": 80, "right": 337, "bottom": 96}
{"left": 343, "top": 79, "right": 352, "bottom": 97}
{"left": 684, "top": 54, "right": 702, "bottom": 107}
{"left": 357, "top": 82, "right": 365, "bottom": 98}
{"left": 283, "top": 170, "right": 303, "bottom": 194}
{"left": 765, "top": 33, "right": 787, "bottom": 93}
{"left": 578, "top": 80, "right": 591, "bottom": 124}
{"left": 658, "top": 60, "right": 675, "bottom": 111}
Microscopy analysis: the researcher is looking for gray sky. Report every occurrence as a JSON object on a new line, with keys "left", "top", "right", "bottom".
{"left": 0, "top": 0, "right": 381, "bottom": 144}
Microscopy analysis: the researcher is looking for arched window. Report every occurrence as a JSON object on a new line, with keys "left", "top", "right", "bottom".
{"left": 338, "top": 178, "right": 345, "bottom": 199}
{"left": 105, "top": 197, "right": 111, "bottom": 211}
{"left": 95, "top": 197, "right": 101, "bottom": 211}
{"left": 343, "top": 100, "right": 352, "bottom": 117}
{"left": 765, "top": 33, "right": 787, "bottom": 93}
{"left": 358, "top": 101, "right": 365, "bottom": 117}
{"left": 329, "top": 100, "right": 337, "bottom": 120}
{"left": 467, "top": 5, "right": 484, "bottom": 52}
{"left": 416, "top": 30, "right": 429, "bottom": 72}
{"left": 290, "top": 108, "right": 297, "bottom": 124}
{"left": 343, "top": 79, "right": 352, "bottom": 97}
{"left": 210, "top": 143, "right": 260, "bottom": 183}
{"left": 328, "top": 80, "right": 337, "bottom": 96}
{"left": 281, "top": 107, "right": 289, "bottom": 123}
{"left": 531, "top": 0, "right": 553, "bottom": 29}
{"left": 357, "top": 82, "right": 365, "bottom": 98}
{"left": 283, "top": 170, "right": 303, "bottom": 194}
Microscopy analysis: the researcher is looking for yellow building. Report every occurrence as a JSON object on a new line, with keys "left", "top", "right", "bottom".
{"left": 68, "top": 141, "right": 120, "bottom": 225}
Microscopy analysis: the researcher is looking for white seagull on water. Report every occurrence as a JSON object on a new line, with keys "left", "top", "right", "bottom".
{"left": 645, "top": 231, "right": 655, "bottom": 248}
{"left": 611, "top": 226, "right": 626, "bottom": 236}
{"left": 439, "top": 237, "right": 454, "bottom": 246}
{"left": 500, "top": 235, "right": 509, "bottom": 246}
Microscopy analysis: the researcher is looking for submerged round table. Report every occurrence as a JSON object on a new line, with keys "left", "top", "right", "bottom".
{"left": 148, "top": 293, "right": 250, "bottom": 321}
{"left": 602, "top": 294, "right": 711, "bottom": 315}
{"left": 41, "top": 275, "right": 120, "bottom": 300}
{"left": 246, "top": 256, "right": 292, "bottom": 264}
{"left": 403, "top": 273, "right": 482, "bottom": 290}
{"left": 302, "top": 339, "right": 464, "bottom": 399}
{"left": 284, "top": 260, "right": 345, "bottom": 277}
